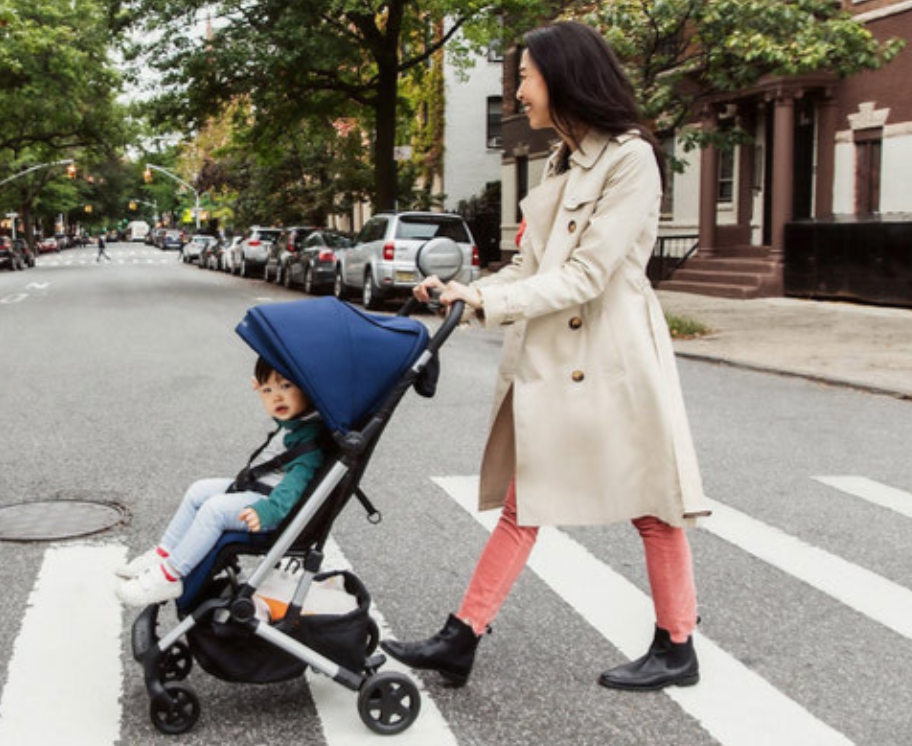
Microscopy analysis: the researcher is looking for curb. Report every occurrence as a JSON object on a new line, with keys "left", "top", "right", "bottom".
{"left": 674, "top": 351, "right": 912, "bottom": 402}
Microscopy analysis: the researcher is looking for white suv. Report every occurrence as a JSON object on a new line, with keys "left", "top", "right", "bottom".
{"left": 231, "top": 226, "right": 283, "bottom": 277}
{"left": 334, "top": 212, "right": 479, "bottom": 309}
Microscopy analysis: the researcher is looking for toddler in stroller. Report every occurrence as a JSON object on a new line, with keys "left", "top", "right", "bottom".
{"left": 115, "top": 356, "right": 326, "bottom": 607}
{"left": 124, "top": 278, "right": 466, "bottom": 737}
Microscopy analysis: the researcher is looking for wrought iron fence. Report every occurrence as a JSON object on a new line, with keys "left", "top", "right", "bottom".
{"left": 648, "top": 233, "right": 699, "bottom": 286}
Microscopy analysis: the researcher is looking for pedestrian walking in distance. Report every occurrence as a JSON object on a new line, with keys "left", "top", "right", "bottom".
{"left": 381, "top": 20, "right": 712, "bottom": 692}
{"left": 96, "top": 233, "right": 111, "bottom": 262}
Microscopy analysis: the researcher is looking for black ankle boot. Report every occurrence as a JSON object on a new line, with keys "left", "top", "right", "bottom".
{"left": 380, "top": 614, "right": 482, "bottom": 687}
{"left": 598, "top": 626, "right": 699, "bottom": 691}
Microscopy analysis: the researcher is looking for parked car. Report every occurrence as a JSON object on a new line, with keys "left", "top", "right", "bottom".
{"left": 264, "top": 226, "right": 318, "bottom": 285}
{"left": 0, "top": 236, "right": 25, "bottom": 271}
{"left": 217, "top": 236, "right": 242, "bottom": 273}
{"left": 14, "top": 238, "right": 35, "bottom": 268}
{"left": 37, "top": 236, "right": 60, "bottom": 253}
{"left": 198, "top": 238, "right": 222, "bottom": 270}
{"left": 230, "top": 226, "right": 282, "bottom": 277}
{"left": 334, "top": 212, "right": 479, "bottom": 309}
{"left": 183, "top": 234, "right": 218, "bottom": 264}
{"left": 159, "top": 229, "right": 183, "bottom": 251}
{"left": 285, "top": 230, "right": 352, "bottom": 294}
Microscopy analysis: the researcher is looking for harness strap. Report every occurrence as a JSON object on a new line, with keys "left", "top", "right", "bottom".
{"left": 227, "top": 429, "right": 320, "bottom": 495}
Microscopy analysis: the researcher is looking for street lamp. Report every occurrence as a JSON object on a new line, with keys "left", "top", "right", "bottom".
{"left": 129, "top": 197, "right": 159, "bottom": 225}
{"left": 143, "top": 163, "right": 200, "bottom": 228}
{"left": 0, "top": 158, "right": 76, "bottom": 190}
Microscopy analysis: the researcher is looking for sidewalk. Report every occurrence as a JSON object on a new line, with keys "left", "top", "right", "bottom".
{"left": 657, "top": 290, "right": 912, "bottom": 400}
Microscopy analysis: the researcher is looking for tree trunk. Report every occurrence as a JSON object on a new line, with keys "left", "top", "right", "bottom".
{"left": 373, "top": 56, "right": 399, "bottom": 212}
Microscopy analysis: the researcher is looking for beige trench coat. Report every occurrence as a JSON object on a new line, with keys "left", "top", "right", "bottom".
{"left": 471, "top": 129, "right": 710, "bottom": 528}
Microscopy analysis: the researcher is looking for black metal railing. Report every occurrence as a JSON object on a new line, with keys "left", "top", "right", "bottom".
{"left": 648, "top": 233, "right": 699, "bottom": 286}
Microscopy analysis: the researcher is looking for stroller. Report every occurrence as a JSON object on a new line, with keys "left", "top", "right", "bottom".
{"left": 129, "top": 257, "right": 465, "bottom": 736}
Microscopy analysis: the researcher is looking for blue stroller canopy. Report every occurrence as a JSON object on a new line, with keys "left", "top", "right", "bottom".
{"left": 236, "top": 297, "right": 430, "bottom": 434}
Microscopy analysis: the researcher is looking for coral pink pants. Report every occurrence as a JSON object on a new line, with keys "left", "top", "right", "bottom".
{"left": 457, "top": 481, "right": 698, "bottom": 643}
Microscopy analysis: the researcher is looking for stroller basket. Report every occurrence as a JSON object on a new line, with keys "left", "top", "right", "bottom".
{"left": 130, "top": 296, "right": 465, "bottom": 738}
{"left": 188, "top": 570, "right": 372, "bottom": 684}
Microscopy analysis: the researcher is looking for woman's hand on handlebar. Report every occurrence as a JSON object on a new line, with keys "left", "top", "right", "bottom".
{"left": 414, "top": 276, "right": 482, "bottom": 310}
{"left": 413, "top": 275, "right": 445, "bottom": 303}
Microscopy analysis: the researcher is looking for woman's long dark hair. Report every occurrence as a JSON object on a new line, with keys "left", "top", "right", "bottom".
{"left": 523, "top": 21, "right": 665, "bottom": 182}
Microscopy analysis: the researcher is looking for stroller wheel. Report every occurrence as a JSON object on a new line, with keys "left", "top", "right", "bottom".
{"left": 159, "top": 641, "right": 193, "bottom": 681}
{"left": 150, "top": 682, "right": 200, "bottom": 735}
{"left": 357, "top": 671, "right": 421, "bottom": 735}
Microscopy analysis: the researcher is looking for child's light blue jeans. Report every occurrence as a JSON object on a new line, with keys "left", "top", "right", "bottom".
{"left": 160, "top": 478, "right": 265, "bottom": 576}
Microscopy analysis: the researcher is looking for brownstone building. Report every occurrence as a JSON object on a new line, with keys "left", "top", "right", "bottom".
{"left": 498, "top": 2, "right": 912, "bottom": 305}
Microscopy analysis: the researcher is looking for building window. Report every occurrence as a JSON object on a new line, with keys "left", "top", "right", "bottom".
{"left": 717, "top": 147, "right": 735, "bottom": 204}
{"left": 486, "top": 96, "right": 503, "bottom": 149}
{"left": 854, "top": 128, "right": 882, "bottom": 215}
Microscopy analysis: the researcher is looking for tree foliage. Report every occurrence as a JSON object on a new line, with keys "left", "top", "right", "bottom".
{"left": 574, "top": 0, "right": 904, "bottom": 149}
{"left": 0, "top": 0, "right": 129, "bottom": 235}
{"left": 118, "top": 0, "right": 554, "bottom": 211}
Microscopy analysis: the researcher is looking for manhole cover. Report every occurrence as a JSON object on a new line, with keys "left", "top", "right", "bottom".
{"left": 0, "top": 500, "right": 128, "bottom": 542}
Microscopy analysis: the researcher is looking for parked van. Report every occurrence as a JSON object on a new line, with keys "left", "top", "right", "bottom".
{"left": 127, "top": 220, "right": 150, "bottom": 242}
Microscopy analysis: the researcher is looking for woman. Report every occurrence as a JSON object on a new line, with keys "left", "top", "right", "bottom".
{"left": 381, "top": 21, "right": 711, "bottom": 691}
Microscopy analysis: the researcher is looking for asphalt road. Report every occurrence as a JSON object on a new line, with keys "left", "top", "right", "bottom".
{"left": 0, "top": 243, "right": 910, "bottom": 745}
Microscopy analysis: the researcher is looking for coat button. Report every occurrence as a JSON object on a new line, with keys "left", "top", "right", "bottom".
{"left": 571, "top": 370, "right": 585, "bottom": 382}
{"left": 569, "top": 316, "right": 583, "bottom": 330}
{"left": 568, "top": 220, "right": 577, "bottom": 233}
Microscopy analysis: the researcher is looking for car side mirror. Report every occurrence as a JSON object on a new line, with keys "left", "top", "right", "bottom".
{"left": 416, "top": 237, "right": 463, "bottom": 283}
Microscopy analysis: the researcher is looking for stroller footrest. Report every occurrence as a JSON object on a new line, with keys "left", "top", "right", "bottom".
{"left": 131, "top": 604, "right": 160, "bottom": 663}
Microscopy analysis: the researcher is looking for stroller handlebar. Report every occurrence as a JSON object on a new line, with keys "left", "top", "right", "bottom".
{"left": 397, "top": 296, "right": 465, "bottom": 356}
{"left": 427, "top": 299, "right": 465, "bottom": 355}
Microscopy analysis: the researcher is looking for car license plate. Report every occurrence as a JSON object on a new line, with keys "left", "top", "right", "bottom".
{"left": 394, "top": 270, "right": 416, "bottom": 283}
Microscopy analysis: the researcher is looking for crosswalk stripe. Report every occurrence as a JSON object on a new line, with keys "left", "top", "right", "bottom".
{"left": 306, "top": 538, "right": 459, "bottom": 744}
{"left": 813, "top": 475, "right": 912, "bottom": 520}
{"left": 703, "top": 498, "right": 912, "bottom": 641}
{"left": 434, "top": 476, "right": 854, "bottom": 746}
{"left": 0, "top": 544, "right": 126, "bottom": 746}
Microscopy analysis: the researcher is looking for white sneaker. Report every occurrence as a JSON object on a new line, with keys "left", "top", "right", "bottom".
{"left": 117, "top": 565, "right": 183, "bottom": 607}
{"left": 115, "top": 548, "right": 166, "bottom": 579}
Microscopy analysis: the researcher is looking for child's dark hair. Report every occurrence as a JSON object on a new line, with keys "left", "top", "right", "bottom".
{"left": 254, "top": 356, "right": 276, "bottom": 385}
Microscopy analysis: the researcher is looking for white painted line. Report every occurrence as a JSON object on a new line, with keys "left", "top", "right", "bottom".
{"left": 306, "top": 538, "right": 459, "bottom": 745}
{"left": 0, "top": 543, "right": 127, "bottom": 746}
{"left": 813, "top": 476, "right": 912, "bottom": 520}
{"left": 703, "top": 498, "right": 912, "bottom": 641}
{"left": 435, "top": 476, "right": 853, "bottom": 746}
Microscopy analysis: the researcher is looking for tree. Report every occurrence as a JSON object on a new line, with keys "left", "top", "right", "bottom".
{"left": 118, "top": 0, "right": 554, "bottom": 211}
{"left": 573, "top": 0, "right": 903, "bottom": 151}
{"left": 0, "top": 0, "right": 128, "bottom": 240}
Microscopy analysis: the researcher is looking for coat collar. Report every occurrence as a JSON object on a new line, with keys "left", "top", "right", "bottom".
{"left": 548, "top": 129, "right": 641, "bottom": 175}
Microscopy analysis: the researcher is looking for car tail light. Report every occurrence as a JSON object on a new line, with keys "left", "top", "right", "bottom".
{"left": 382, "top": 241, "right": 395, "bottom": 261}
{"left": 472, "top": 245, "right": 480, "bottom": 266}
{"left": 318, "top": 249, "right": 335, "bottom": 262}
{"left": 249, "top": 239, "right": 261, "bottom": 247}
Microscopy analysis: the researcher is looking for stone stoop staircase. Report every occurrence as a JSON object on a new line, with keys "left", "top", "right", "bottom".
{"left": 659, "top": 246, "right": 782, "bottom": 299}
